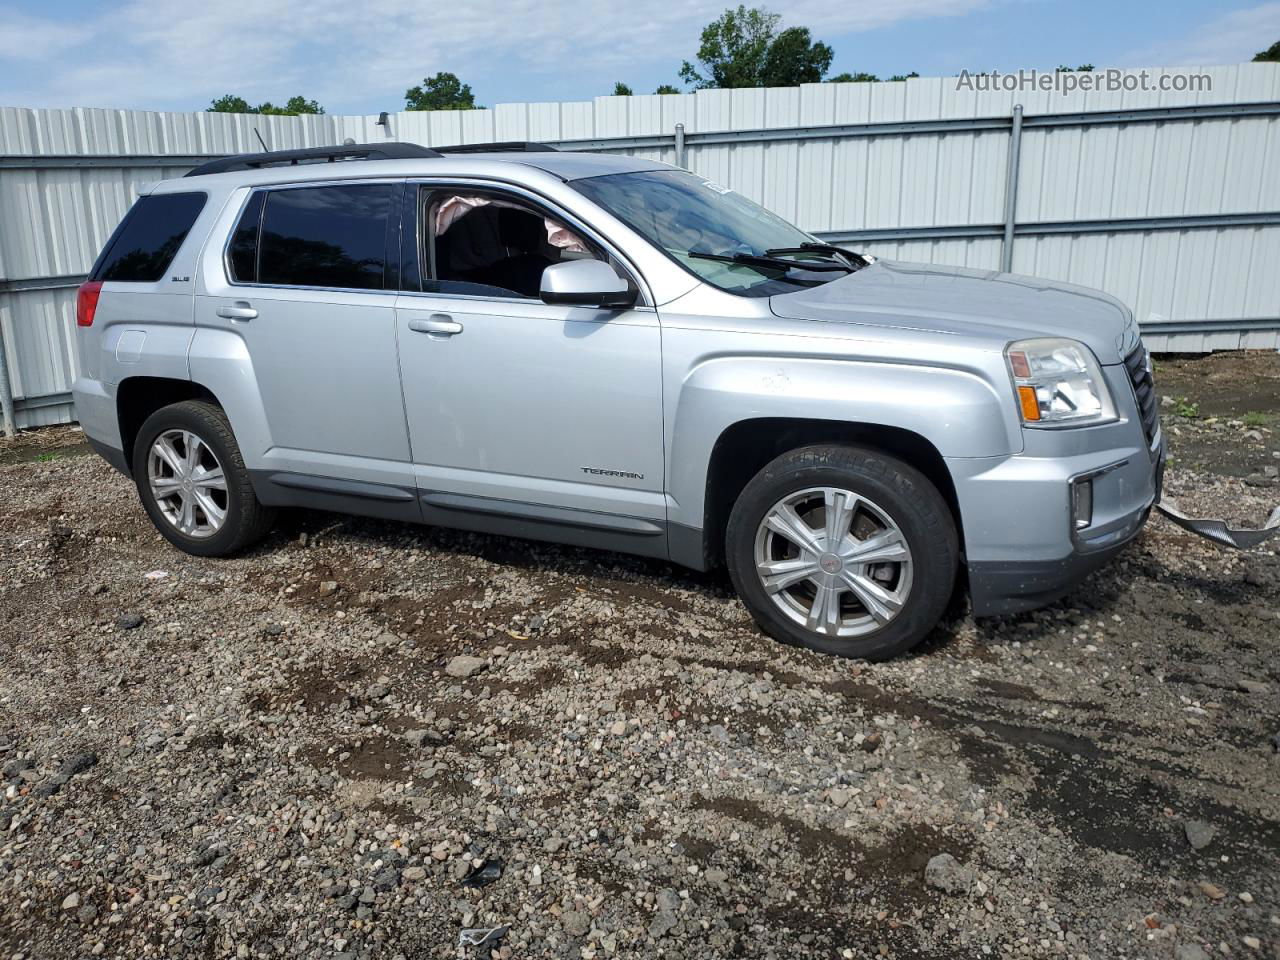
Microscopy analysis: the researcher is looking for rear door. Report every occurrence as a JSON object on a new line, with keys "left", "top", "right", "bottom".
{"left": 193, "top": 180, "right": 415, "bottom": 495}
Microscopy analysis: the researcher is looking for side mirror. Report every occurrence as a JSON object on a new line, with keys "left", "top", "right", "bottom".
{"left": 540, "top": 259, "right": 637, "bottom": 309}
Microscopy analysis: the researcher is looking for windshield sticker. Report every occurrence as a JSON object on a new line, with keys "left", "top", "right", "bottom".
{"left": 702, "top": 180, "right": 733, "bottom": 195}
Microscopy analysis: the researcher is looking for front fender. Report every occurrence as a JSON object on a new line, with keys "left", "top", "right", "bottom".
{"left": 665, "top": 354, "right": 1020, "bottom": 532}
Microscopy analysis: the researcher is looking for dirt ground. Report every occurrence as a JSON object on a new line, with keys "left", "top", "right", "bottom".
{"left": 1, "top": 352, "right": 1277, "bottom": 960}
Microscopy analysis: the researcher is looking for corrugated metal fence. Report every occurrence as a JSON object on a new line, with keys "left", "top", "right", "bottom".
{"left": 2, "top": 63, "right": 1278, "bottom": 432}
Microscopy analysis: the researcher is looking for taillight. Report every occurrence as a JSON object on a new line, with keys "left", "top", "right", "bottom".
{"left": 76, "top": 281, "right": 103, "bottom": 327}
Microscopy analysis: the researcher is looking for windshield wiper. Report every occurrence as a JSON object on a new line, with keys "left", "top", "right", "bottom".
{"left": 687, "top": 250, "right": 851, "bottom": 273}
{"left": 764, "top": 243, "right": 871, "bottom": 267}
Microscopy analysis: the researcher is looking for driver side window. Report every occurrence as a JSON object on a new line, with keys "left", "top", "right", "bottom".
{"left": 419, "top": 189, "right": 601, "bottom": 299}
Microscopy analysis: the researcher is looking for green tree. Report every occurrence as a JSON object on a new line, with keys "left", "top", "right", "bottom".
{"left": 1254, "top": 40, "right": 1280, "bottom": 61}
{"left": 887, "top": 71, "right": 920, "bottom": 82}
{"left": 678, "top": 5, "right": 833, "bottom": 89}
{"left": 1056, "top": 64, "right": 1095, "bottom": 72}
{"left": 207, "top": 94, "right": 324, "bottom": 115}
{"left": 612, "top": 81, "right": 634, "bottom": 96}
{"left": 405, "top": 72, "right": 479, "bottom": 111}
{"left": 654, "top": 84, "right": 681, "bottom": 94}
{"left": 208, "top": 94, "right": 253, "bottom": 113}
{"left": 828, "top": 71, "right": 879, "bottom": 82}
{"left": 260, "top": 96, "right": 324, "bottom": 115}
{"left": 761, "top": 23, "right": 833, "bottom": 86}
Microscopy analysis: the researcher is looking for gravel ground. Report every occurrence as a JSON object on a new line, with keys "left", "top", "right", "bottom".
{"left": 2, "top": 352, "right": 1278, "bottom": 960}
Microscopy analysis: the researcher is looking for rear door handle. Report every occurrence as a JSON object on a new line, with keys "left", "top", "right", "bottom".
{"left": 408, "top": 315, "right": 463, "bottom": 336}
{"left": 216, "top": 302, "right": 257, "bottom": 321}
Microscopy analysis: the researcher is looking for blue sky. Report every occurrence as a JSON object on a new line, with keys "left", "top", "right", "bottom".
{"left": 0, "top": 0, "right": 1277, "bottom": 114}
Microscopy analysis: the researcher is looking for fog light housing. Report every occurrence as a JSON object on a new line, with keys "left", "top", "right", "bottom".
{"left": 1071, "top": 478, "right": 1094, "bottom": 530}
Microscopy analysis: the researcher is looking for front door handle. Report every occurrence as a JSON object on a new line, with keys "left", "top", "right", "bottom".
{"left": 408, "top": 315, "right": 463, "bottom": 336}
{"left": 216, "top": 302, "right": 258, "bottom": 321}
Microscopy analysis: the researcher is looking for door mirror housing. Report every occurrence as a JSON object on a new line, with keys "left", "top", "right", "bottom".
{"left": 539, "top": 259, "right": 637, "bottom": 309}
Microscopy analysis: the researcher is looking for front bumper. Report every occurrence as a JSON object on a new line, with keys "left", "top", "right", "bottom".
{"left": 950, "top": 366, "right": 1164, "bottom": 616}
{"left": 967, "top": 519, "right": 1149, "bottom": 615}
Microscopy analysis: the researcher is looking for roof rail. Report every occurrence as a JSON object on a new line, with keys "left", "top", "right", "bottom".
{"left": 433, "top": 141, "right": 559, "bottom": 154}
{"left": 183, "top": 142, "right": 443, "bottom": 177}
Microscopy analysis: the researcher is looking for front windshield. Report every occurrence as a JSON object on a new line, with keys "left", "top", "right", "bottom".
{"left": 572, "top": 169, "right": 839, "bottom": 297}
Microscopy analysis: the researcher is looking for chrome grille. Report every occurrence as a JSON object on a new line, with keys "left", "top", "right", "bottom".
{"left": 1124, "top": 344, "right": 1159, "bottom": 444}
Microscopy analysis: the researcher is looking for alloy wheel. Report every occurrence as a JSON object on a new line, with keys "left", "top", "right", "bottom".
{"left": 752, "top": 486, "right": 913, "bottom": 638}
{"left": 147, "top": 429, "right": 228, "bottom": 539}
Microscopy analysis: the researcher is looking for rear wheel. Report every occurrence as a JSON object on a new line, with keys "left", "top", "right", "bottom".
{"left": 132, "top": 400, "right": 275, "bottom": 557}
{"left": 726, "top": 444, "right": 958, "bottom": 661}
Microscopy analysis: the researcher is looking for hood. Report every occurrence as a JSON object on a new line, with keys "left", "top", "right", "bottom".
{"left": 770, "top": 259, "right": 1140, "bottom": 364}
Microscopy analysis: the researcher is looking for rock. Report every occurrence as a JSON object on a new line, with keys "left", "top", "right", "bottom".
{"left": 609, "top": 720, "right": 627, "bottom": 737}
{"left": 704, "top": 868, "right": 728, "bottom": 884}
{"left": 76, "top": 904, "right": 98, "bottom": 924}
{"left": 1197, "top": 881, "right": 1225, "bottom": 900}
{"left": 61, "top": 892, "right": 81, "bottom": 910}
{"left": 1243, "top": 936, "right": 1261, "bottom": 950}
{"left": 563, "top": 910, "right": 591, "bottom": 937}
{"left": 648, "top": 888, "right": 681, "bottom": 938}
{"left": 318, "top": 581, "right": 339, "bottom": 597}
{"left": 708, "top": 724, "right": 729, "bottom": 743}
{"left": 406, "top": 729, "right": 447, "bottom": 748}
{"left": 2, "top": 758, "right": 33, "bottom": 783}
{"left": 1184, "top": 819, "right": 1215, "bottom": 851}
{"left": 828, "top": 788, "right": 851, "bottom": 808}
{"left": 924, "top": 853, "right": 972, "bottom": 894}
{"left": 401, "top": 866, "right": 426, "bottom": 881}
{"left": 1237, "top": 679, "right": 1270, "bottom": 695}
{"left": 445, "top": 655, "right": 487, "bottom": 679}
{"left": 861, "top": 730, "right": 883, "bottom": 753}
{"left": 1174, "top": 945, "right": 1210, "bottom": 960}
{"left": 117, "top": 613, "right": 144, "bottom": 630}
{"left": 543, "top": 836, "right": 564, "bottom": 853}
{"left": 1272, "top": 731, "right": 1280, "bottom": 754}
{"left": 34, "top": 751, "right": 98, "bottom": 797}
{"left": 59, "top": 752, "right": 98, "bottom": 778}
{"left": 371, "top": 867, "right": 400, "bottom": 892}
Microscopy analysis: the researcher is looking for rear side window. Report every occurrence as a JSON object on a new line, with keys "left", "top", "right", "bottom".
{"left": 256, "top": 184, "right": 395, "bottom": 290}
{"left": 92, "top": 192, "right": 207, "bottom": 283}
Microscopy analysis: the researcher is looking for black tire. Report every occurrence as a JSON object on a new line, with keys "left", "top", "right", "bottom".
{"left": 131, "top": 400, "right": 276, "bottom": 557}
{"left": 725, "top": 444, "right": 958, "bottom": 661}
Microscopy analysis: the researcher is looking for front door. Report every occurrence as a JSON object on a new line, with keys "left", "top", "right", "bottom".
{"left": 394, "top": 185, "right": 666, "bottom": 554}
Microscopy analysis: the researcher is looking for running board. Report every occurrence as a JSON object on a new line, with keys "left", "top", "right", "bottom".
{"left": 1155, "top": 499, "right": 1280, "bottom": 550}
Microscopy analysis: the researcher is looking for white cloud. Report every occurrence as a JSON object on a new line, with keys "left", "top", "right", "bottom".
{"left": 0, "top": 7, "right": 92, "bottom": 60}
{"left": 1120, "top": 2, "right": 1280, "bottom": 66}
{"left": 0, "top": 0, "right": 990, "bottom": 111}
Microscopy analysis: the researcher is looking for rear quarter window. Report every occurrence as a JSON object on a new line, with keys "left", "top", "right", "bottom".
{"left": 92, "top": 192, "right": 207, "bottom": 283}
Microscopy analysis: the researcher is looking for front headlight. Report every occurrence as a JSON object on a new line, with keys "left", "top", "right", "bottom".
{"left": 1005, "top": 338, "right": 1116, "bottom": 427}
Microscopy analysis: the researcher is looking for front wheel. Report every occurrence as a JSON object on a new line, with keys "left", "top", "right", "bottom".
{"left": 132, "top": 400, "right": 276, "bottom": 557}
{"left": 726, "top": 444, "right": 958, "bottom": 661}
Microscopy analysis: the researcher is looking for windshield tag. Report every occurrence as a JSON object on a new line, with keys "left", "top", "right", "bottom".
{"left": 702, "top": 180, "right": 733, "bottom": 195}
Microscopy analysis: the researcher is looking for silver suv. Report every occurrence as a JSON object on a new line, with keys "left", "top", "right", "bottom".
{"left": 72, "top": 141, "right": 1164, "bottom": 660}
